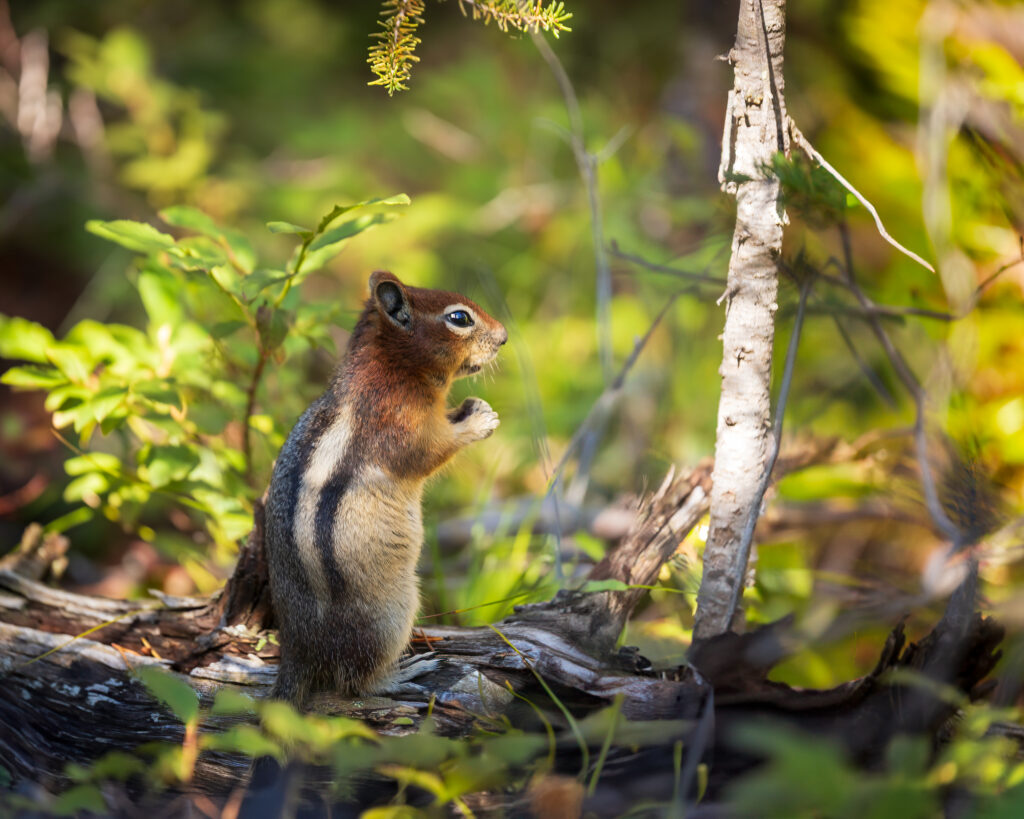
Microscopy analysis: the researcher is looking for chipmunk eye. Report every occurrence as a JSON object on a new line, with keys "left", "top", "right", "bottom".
{"left": 446, "top": 310, "right": 474, "bottom": 328}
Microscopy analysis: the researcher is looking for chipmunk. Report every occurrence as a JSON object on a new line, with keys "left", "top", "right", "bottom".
{"left": 264, "top": 271, "right": 507, "bottom": 707}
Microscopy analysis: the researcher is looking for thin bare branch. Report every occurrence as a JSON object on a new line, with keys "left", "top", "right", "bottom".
{"left": 242, "top": 348, "right": 269, "bottom": 486}
{"left": 790, "top": 123, "right": 936, "bottom": 274}
{"left": 830, "top": 314, "right": 898, "bottom": 409}
{"left": 972, "top": 241, "right": 1024, "bottom": 303}
{"left": 814, "top": 273, "right": 956, "bottom": 321}
{"left": 609, "top": 242, "right": 727, "bottom": 287}
{"left": 533, "top": 32, "right": 614, "bottom": 383}
{"left": 837, "top": 222, "right": 962, "bottom": 547}
{"left": 544, "top": 292, "right": 681, "bottom": 492}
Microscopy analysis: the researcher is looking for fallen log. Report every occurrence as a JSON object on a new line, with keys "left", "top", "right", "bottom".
{"left": 0, "top": 461, "right": 1006, "bottom": 816}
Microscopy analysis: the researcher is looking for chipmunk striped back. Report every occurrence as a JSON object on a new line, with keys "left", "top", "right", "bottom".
{"left": 264, "top": 271, "right": 506, "bottom": 707}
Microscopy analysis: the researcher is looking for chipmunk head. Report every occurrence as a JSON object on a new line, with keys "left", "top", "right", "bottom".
{"left": 368, "top": 271, "right": 507, "bottom": 383}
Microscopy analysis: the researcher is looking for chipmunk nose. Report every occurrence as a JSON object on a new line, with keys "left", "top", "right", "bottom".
{"left": 498, "top": 327, "right": 508, "bottom": 346}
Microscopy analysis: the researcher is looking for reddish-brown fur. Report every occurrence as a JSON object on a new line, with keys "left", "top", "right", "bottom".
{"left": 341, "top": 271, "right": 507, "bottom": 478}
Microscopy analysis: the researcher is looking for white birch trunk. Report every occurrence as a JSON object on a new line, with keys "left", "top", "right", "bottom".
{"left": 693, "top": 0, "right": 789, "bottom": 639}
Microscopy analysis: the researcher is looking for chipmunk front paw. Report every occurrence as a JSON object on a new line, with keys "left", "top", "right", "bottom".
{"left": 449, "top": 397, "right": 499, "bottom": 443}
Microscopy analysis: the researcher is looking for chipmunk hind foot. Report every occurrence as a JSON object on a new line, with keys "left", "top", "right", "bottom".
{"left": 366, "top": 651, "right": 441, "bottom": 697}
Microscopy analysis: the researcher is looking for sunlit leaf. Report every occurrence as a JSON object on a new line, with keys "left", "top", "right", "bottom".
{"left": 201, "top": 724, "right": 281, "bottom": 759}
{"left": 136, "top": 667, "right": 199, "bottom": 725}
{"left": 138, "top": 267, "right": 185, "bottom": 327}
{"left": 64, "top": 472, "right": 110, "bottom": 503}
{"left": 312, "top": 193, "right": 410, "bottom": 235}
{"left": 44, "top": 507, "right": 94, "bottom": 534}
{"left": 0, "top": 315, "right": 56, "bottom": 363}
{"left": 210, "top": 688, "right": 257, "bottom": 716}
{"left": 239, "top": 269, "right": 290, "bottom": 302}
{"left": 141, "top": 444, "right": 200, "bottom": 488}
{"left": 266, "top": 221, "right": 311, "bottom": 236}
{"left": 65, "top": 452, "right": 122, "bottom": 476}
{"left": 1, "top": 365, "right": 65, "bottom": 389}
{"left": 45, "top": 346, "right": 91, "bottom": 384}
{"left": 300, "top": 213, "right": 397, "bottom": 273}
{"left": 86, "top": 219, "right": 175, "bottom": 254}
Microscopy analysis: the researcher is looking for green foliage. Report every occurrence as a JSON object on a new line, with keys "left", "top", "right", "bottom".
{"left": 728, "top": 705, "right": 1024, "bottom": 819}
{"left": 36, "top": 674, "right": 570, "bottom": 814}
{"left": 368, "top": 0, "right": 571, "bottom": 94}
{"left": 0, "top": 196, "right": 407, "bottom": 568}
{"left": 61, "top": 27, "right": 224, "bottom": 199}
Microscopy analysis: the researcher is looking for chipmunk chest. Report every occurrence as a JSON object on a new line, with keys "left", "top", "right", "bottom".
{"left": 289, "top": 409, "right": 418, "bottom": 596}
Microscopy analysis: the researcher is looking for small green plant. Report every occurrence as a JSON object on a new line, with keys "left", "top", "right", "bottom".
{"left": 18, "top": 667, "right": 551, "bottom": 815}
{"left": 728, "top": 702, "right": 1024, "bottom": 819}
{"left": 0, "top": 196, "right": 409, "bottom": 576}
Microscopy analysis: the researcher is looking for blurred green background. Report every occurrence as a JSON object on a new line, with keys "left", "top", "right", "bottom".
{"left": 1, "top": 0, "right": 1022, "bottom": 690}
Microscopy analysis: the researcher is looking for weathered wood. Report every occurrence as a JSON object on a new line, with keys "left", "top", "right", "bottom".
{"left": 0, "top": 461, "right": 1008, "bottom": 816}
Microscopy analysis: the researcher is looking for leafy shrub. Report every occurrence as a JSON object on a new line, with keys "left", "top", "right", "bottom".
{"left": 0, "top": 197, "right": 409, "bottom": 568}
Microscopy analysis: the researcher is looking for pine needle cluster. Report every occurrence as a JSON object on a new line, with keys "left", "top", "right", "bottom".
{"left": 455, "top": 0, "right": 572, "bottom": 35}
{"left": 368, "top": 0, "right": 572, "bottom": 95}
{"left": 368, "top": 0, "right": 427, "bottom": 96}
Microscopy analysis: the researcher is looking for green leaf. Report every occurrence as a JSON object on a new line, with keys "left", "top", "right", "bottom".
{"left": 83, "top": 751, "right": 147, "bottom": 781}
{"left": 210, "top": 688, "right": 257, "bottom": 716}
{"left": 208, "top": 263, "right": 243, "bottom": 297}
{"left": 162, "top": 207, "right": 258, "bottom": 274}
{"left": 138, "top": 267, "right": 184, "bottom": 327}
{"left": 136, "top": 667, "right": 199, "bottom": 725}
{"left": 53, "top": 783, "right": 106, "bottom": 816}
{"left": 210, "top": 320, "right": 247, "bottom": 339}
{"left": 45, "top": 346, "right": 91, "bottom": 383}
{"left": 64, "top": 472, "right": 110, "bottom": 503}
{"left": 44, "top": 507, "right": 94, "bottom": 534}
{"left": 159, "top": 204, "right": 220, "bottom": 234}
{"left": 86, "top": 219, "right": 175, "bottom": 255}
{"left": 201, "top": 724, "right": 281, "bottom": 759}
{"left": 301, "top": 213, "right": 396, "bottom": 273}
{"left": 313, "top": 194, "right": 411, "bottom": 235}
{"left": 141, "top": 444, "right": 200, "bottom": 488}
{"left": 65, "top": 452, "right": 122, "bottom": 476}
{"left": 266, "top": 221, "right": 312, "bottom": 236}
{"left": 0, "top": 315, "right": 56, "bottom": 363}
{"left": 240, "top": 269, "right": 290, "bottom": 302}
{"left": 259, "top": 701, "right": 313, "bottom": 744}
{"left": 1, "top": 364, "right": 65, "bottom": 389}
{"left": 134, "top": 379, "right": 181, "bottom": 406}
{"left": 168, "top": 236, "right": 229, "bottom": 271}
{"left": 89, "top": 385, "right": 128, "bottom": 423}
{"left": 360, "top": 807, "right": 429, "bottom": 819}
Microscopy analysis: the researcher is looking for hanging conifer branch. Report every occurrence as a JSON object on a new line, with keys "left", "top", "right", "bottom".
{"left": 455, "top": 0, "right": 572, "bottom": 35}
{"left": 368, "top": 0, "right": 571, "bottom": 94}
{"left": 368, "top": 0, "right": 427, "bottom": 96}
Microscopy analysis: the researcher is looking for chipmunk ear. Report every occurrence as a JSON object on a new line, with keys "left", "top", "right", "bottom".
{"left": 370, "top": 271, "right": 411, "bottom": 330}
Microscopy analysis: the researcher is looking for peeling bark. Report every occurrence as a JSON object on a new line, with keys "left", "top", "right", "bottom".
{"left": 694, "top": 0, "right": 791, "bottom": 639}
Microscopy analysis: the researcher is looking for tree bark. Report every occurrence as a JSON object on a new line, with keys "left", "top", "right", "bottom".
{"left": 694, "top": 0, "right": 790, "bottom": 639}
